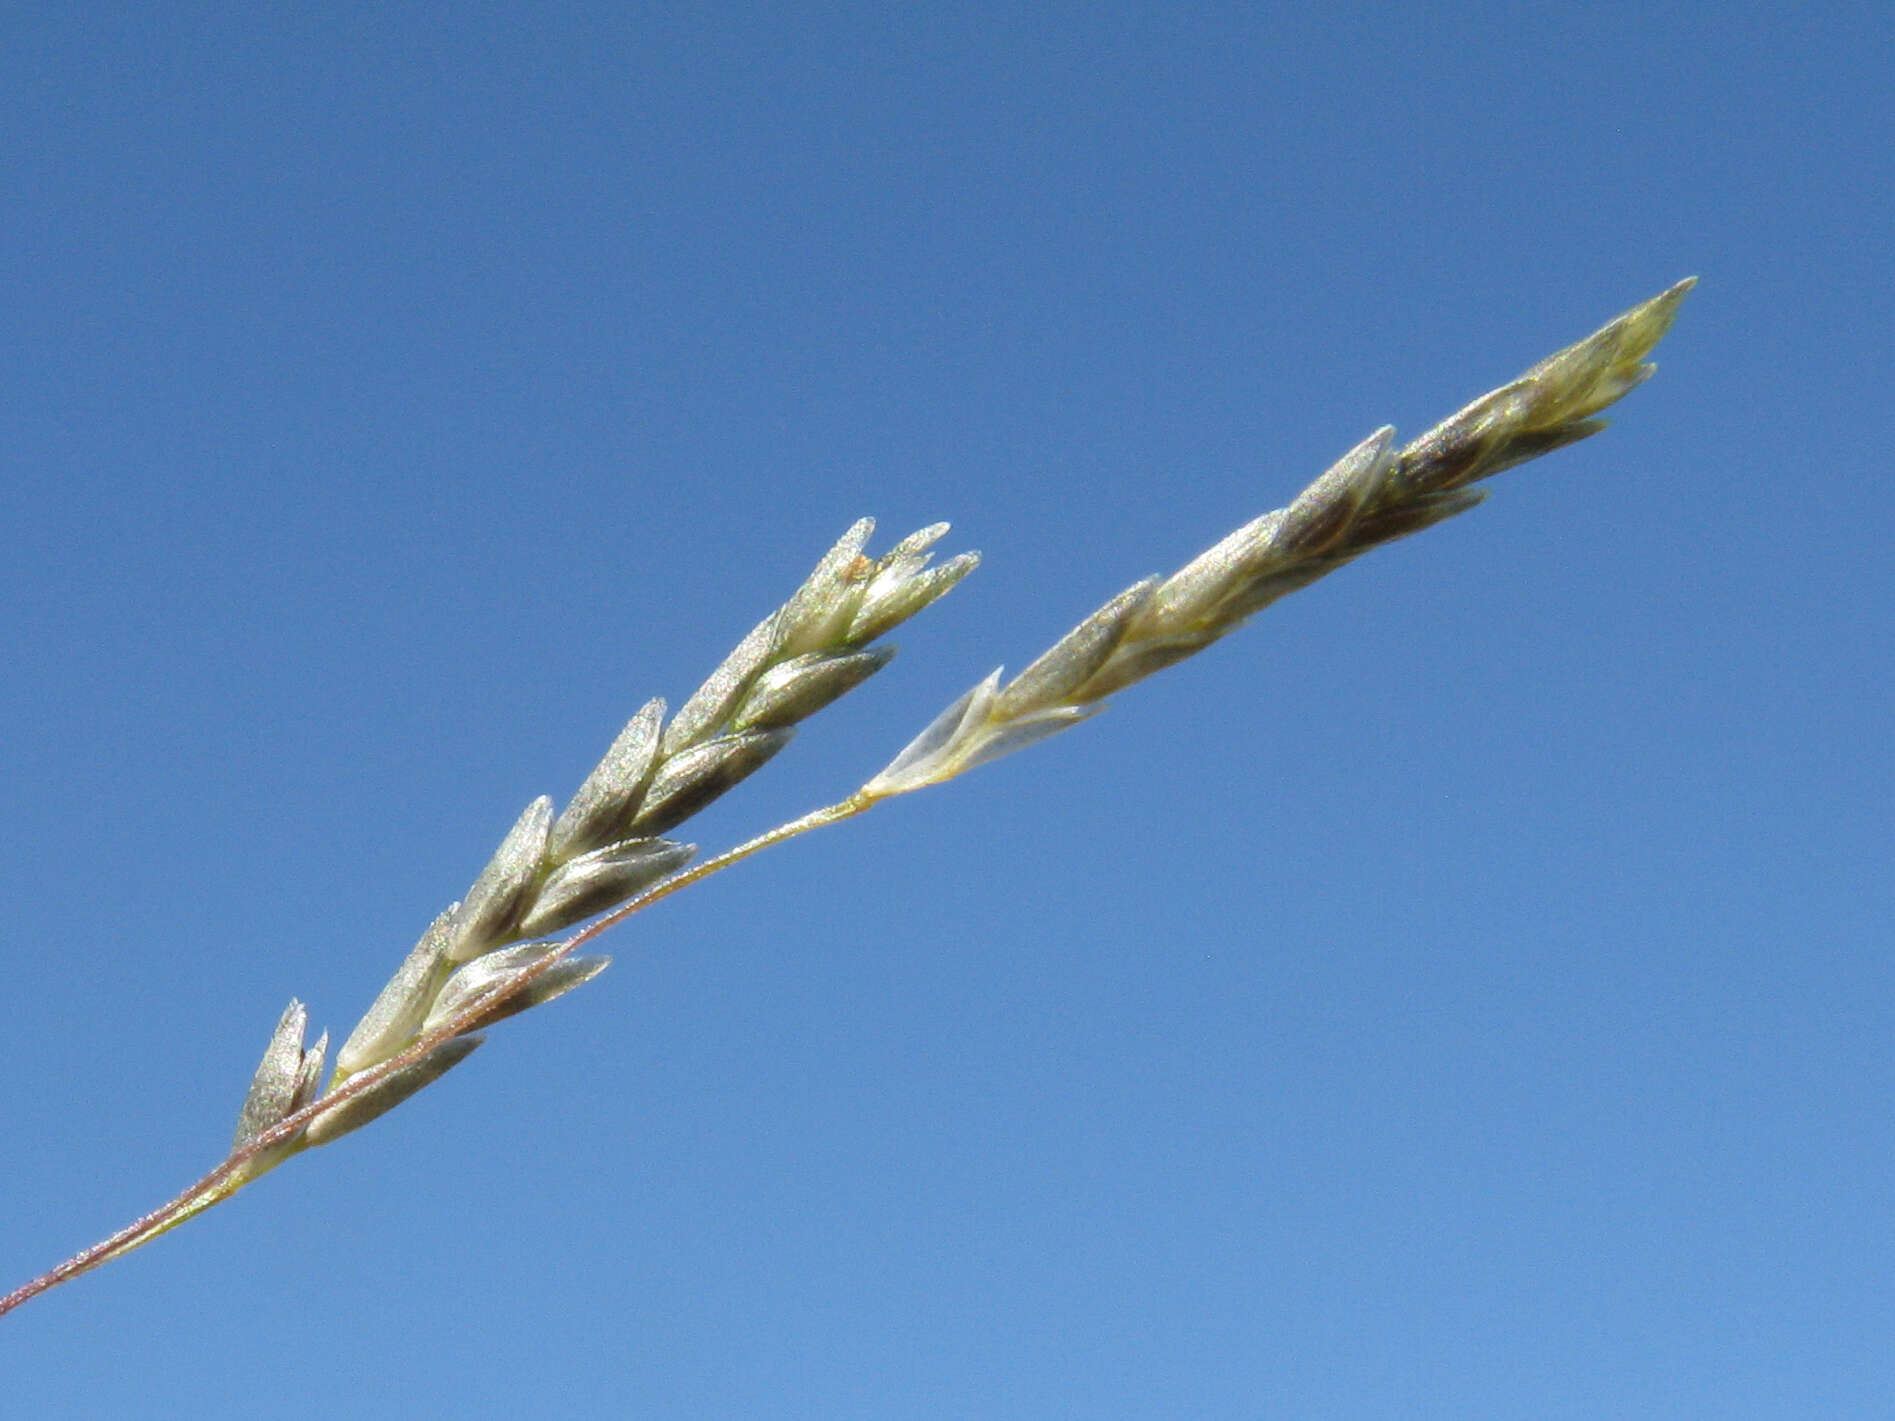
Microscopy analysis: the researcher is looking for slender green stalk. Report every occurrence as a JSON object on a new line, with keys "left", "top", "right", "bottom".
{"left": 565, "top": 793, "right": 879, "bottom": 951}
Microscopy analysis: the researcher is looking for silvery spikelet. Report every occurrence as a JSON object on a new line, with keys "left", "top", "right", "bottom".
{"left": 301, "top": 1037, "right": 486, "bottom": 1149}
{"left": 232, "top": 1000, "right": 327, "bottom": 1153}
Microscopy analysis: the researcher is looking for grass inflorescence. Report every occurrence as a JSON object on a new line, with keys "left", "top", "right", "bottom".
{"left": 1, "top": 279, "right": 1692, "bottom": 1319}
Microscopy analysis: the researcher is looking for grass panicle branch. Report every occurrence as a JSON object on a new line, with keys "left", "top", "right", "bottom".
{"left": 0, "top": 279, "right": 1692, "bottom": 1320}
{"left": 861, "top": 278, "right": 1694, "bottom": 799}
{"left": 330, "top": 519, "right": 977, "bottom": 1083}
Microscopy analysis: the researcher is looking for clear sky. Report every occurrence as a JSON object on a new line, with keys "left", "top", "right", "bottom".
{"left": 3, "top": 3, "right": 1889, "bottom": 1417}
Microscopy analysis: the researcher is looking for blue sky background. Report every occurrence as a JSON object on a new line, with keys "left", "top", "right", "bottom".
{"left": 2, "top": 3, "right": 1889, "bottom": 1416}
